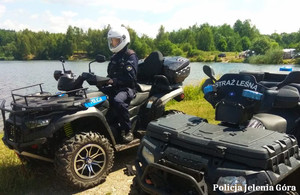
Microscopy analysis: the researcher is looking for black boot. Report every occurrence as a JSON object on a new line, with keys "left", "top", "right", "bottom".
{"left": 122, "top": 132, "right": 133, "bottom": 143}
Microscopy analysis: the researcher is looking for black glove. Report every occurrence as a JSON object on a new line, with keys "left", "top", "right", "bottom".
{"left": 107, "top": 79, "right": 114, "bottom": 85}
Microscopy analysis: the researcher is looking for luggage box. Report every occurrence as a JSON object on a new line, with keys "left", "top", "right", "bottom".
{"left": 163, "top": 56, "right": 190, "bottom": 84}
{"left": 147, "top": 113, "right": 300, "bottom": 170}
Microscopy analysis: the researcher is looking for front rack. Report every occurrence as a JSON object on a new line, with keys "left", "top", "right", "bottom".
{"left": 0, "top": 84, "right": 90, "bottom": 120}
{"left": 11, "top": 83, "right": 88, "bottom": 107}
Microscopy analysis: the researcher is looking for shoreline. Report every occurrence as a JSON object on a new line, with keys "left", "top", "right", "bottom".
{"left": 0, "top": 58, "right": 297, "bottom": 65}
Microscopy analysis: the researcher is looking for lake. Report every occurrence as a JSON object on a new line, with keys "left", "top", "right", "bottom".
{"left": 0, "top": 60, "right": 299, "bottom": 131}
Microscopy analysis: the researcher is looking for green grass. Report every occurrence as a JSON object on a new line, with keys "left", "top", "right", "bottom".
{"left": 0, "top": 134, "right": 25, "bottom": 194}
{"left": 166, "top": 82, "right": 217, "bottom": 124}
{"left": 0, "top": 134, "right": 57, "bottom": 194}
{"left": 0, "top": 134, "right": 26, "bottom": 193}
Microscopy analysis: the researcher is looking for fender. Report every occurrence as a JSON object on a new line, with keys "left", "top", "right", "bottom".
{"left": 148, "top": 87, "right": 184, "bottom": 109}
{"left": 51, "top": 107, "right": 116, "bottom": 146}
{"left": 159, "top": 87, "right": 184, "bottom": 105}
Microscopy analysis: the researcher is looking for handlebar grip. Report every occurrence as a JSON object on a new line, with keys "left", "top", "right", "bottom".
{"left": 203, "top": 85, "right": 216, "bottom": 95}
{"left": 242, "top": 89, "right": 263, "bottom": 100}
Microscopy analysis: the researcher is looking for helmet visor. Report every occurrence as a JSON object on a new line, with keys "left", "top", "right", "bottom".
{"left": 109, "top": 37, "right": 121, "bottom": 49}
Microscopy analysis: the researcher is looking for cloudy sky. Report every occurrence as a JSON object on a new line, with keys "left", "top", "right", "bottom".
{"left": 0, "top": 0, "right": 299, "bottom": 37}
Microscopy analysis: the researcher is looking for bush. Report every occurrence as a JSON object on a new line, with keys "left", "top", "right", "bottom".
{"left": 187, "top": 49, "right": 201, "bottom": 57}
{"left": 248, "top": 55, "right": 266, "bottom": 64}
{"left": 264, "top": 49, "right": 283, "bottom": 64}
{"left": 183, "top": 84, "right": 203, "bottom": 100}
{"left": 196, "top": 55, "right": 205, "bottom": 62}
{"left": 173, "top": 47, "right": 184, "bottom": 56}
{"left": 248, "top": 49, "right": 283, "bottom": 64}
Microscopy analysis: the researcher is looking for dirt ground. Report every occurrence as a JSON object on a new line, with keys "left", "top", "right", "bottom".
{"left": 75, "top": 147, "right": 139, "bottom": 195}
{"left": 27, "top": 146, "right": 139, "bottom": 195}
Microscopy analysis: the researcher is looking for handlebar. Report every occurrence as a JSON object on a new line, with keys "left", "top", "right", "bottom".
{"left": 202, "top": 66, "right": 300, "bottom": 124}
{"left": 82, "top": 72, "right": 110, "bottom": 88}
{"left": 203, "top": 72, "right": 300, "bottom": 112}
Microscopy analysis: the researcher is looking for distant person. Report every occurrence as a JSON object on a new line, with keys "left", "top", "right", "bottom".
{"left": 103, "top": 26, "right": 138, "bottom": 143}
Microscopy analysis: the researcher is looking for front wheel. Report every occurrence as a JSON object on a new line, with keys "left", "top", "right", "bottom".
{"left": 55, "top": 131, "right": 114, "bottom": 189}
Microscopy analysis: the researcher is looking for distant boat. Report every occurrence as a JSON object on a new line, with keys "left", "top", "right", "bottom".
{"left": 279, "top": 66, "right": 292, "bottom": 71}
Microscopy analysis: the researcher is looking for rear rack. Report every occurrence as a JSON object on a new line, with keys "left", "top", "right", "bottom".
{"left": 11, "top": 83, "right": 88, "bottom": 107}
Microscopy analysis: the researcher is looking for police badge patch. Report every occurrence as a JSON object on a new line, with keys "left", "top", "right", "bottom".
{"left": 126, "top": 65, "right": 133, "bottom": 71}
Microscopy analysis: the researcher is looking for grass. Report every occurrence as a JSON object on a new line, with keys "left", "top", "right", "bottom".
{"left": 166, "top": 82, "right": 217, "bottom": 124}
{"left": 0, "top": 134, "right": 59, "bottom": 194}
{"left": 0, "top": 133, "right": 29, "bottom": 194}
{"left": 0, "top": 134, "right": 27, "bottom": 194}
{"left": 0, "top": 82, "right": 217, "bottom": 193}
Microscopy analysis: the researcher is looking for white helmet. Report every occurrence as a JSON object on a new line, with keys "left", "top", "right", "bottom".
{"left": 107, "top": 26, "right": 130, "bottom": 53}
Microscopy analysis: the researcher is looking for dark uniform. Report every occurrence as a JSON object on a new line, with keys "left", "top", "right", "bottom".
{"left": 104, "top": 46, "right": 138, "bottom": 135}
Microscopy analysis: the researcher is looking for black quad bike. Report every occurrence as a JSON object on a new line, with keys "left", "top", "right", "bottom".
{"left": 135, "top": 65, "right": 300, "bottom": 194}
{"left": 0, "top": 51, "right": 190, "bottom": 189}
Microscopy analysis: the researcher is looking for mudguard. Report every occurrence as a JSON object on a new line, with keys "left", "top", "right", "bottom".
{"left": 52, "top": 107, "right": 116, "bottom": 146}
{"left": 147, "top": 87, "right": 184, "bottom": 109}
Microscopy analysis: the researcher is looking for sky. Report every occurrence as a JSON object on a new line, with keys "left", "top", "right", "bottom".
{"left": 0, "top": 0, "right": 299, "bottom": 38}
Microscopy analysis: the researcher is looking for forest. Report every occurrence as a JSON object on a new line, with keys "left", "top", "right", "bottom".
{"left": 0, "top": 19, "right": 300, "bottom": 64}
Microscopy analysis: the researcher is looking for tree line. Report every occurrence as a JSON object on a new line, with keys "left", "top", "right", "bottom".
{"left": 0, "top": 19, "right": 300, "bottom": 61}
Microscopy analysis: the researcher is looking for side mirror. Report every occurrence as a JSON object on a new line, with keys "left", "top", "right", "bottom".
{"left": 203, "top": 65, "right": 216, "bottom": 82}
{"left": 88, "top": 54, "right": 106, "bottom": 73}
{"left": 96, "top": 54, "right": 106, "bottom": 63}
{"left": 54, "top": 70, "right": 63, "bottom": 81}
{"left": 59, "top": 56, "right": 66, "bottom": 72}
{"left": 59, "top": 56, "right": 65, "bottom": 63}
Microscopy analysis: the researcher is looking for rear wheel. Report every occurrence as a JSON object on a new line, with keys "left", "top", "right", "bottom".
{"left": 55, "top": 131, "right": 114, "bottom": 189}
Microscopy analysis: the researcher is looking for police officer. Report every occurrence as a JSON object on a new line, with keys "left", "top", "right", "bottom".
{"left": 105, "top": 26, "right": 138, "bottom": 143}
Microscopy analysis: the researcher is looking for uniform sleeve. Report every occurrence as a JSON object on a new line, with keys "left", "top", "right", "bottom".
{"left": 113, "top": 54, "right": 138, "bottom": 88}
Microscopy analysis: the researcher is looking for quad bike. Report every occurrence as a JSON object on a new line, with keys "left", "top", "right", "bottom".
{"left": 0, "top": 51, "right": 190, "bottom": 189}
{"left": 135, "top": 65, "right": 300, "bottom": 194}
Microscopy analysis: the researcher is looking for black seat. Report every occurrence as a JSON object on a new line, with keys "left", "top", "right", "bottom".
{"left": 130, "top": 51, "right": 164, "bottom": 107}
{"left": 137, "top": 51, "right": 164, "bottom": 83}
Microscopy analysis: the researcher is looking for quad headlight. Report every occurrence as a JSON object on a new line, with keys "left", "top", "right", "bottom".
{"left": 25, "top": 119, "right": 51, "bottom": 129}
{"left": 216, "top": 176, "right": 247, "bottom": 194}
{"left": 142, "top": 146, "right": 154, "bottom": 163}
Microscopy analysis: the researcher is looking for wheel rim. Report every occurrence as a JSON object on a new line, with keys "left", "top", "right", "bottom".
{"left": 74, "top": 144, "right": 106, "bottom": 179}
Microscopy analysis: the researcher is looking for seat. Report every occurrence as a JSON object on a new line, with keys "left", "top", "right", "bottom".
{"left": 136, "top": 83, "right": 152, "bottom": 92}
{"left": 137, "top": 51, "right": 164, "bottom": 82}
{"left": 129, "top": 92, "right": 149, "bottom": 107}
{"left": 252, "top": 113, "right": 287, "bottom": 133}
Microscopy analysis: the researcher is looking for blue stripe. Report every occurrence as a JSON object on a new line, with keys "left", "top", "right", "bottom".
{"left": 84, "top": 96, "right": 107, "bottom": 108}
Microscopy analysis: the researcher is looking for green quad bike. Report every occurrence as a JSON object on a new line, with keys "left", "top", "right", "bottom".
{"left": 0, "top": 51, "right": 190, "bottom": 189}
{"left": 135, "top": 65, "right": 300, "bottom": 194}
